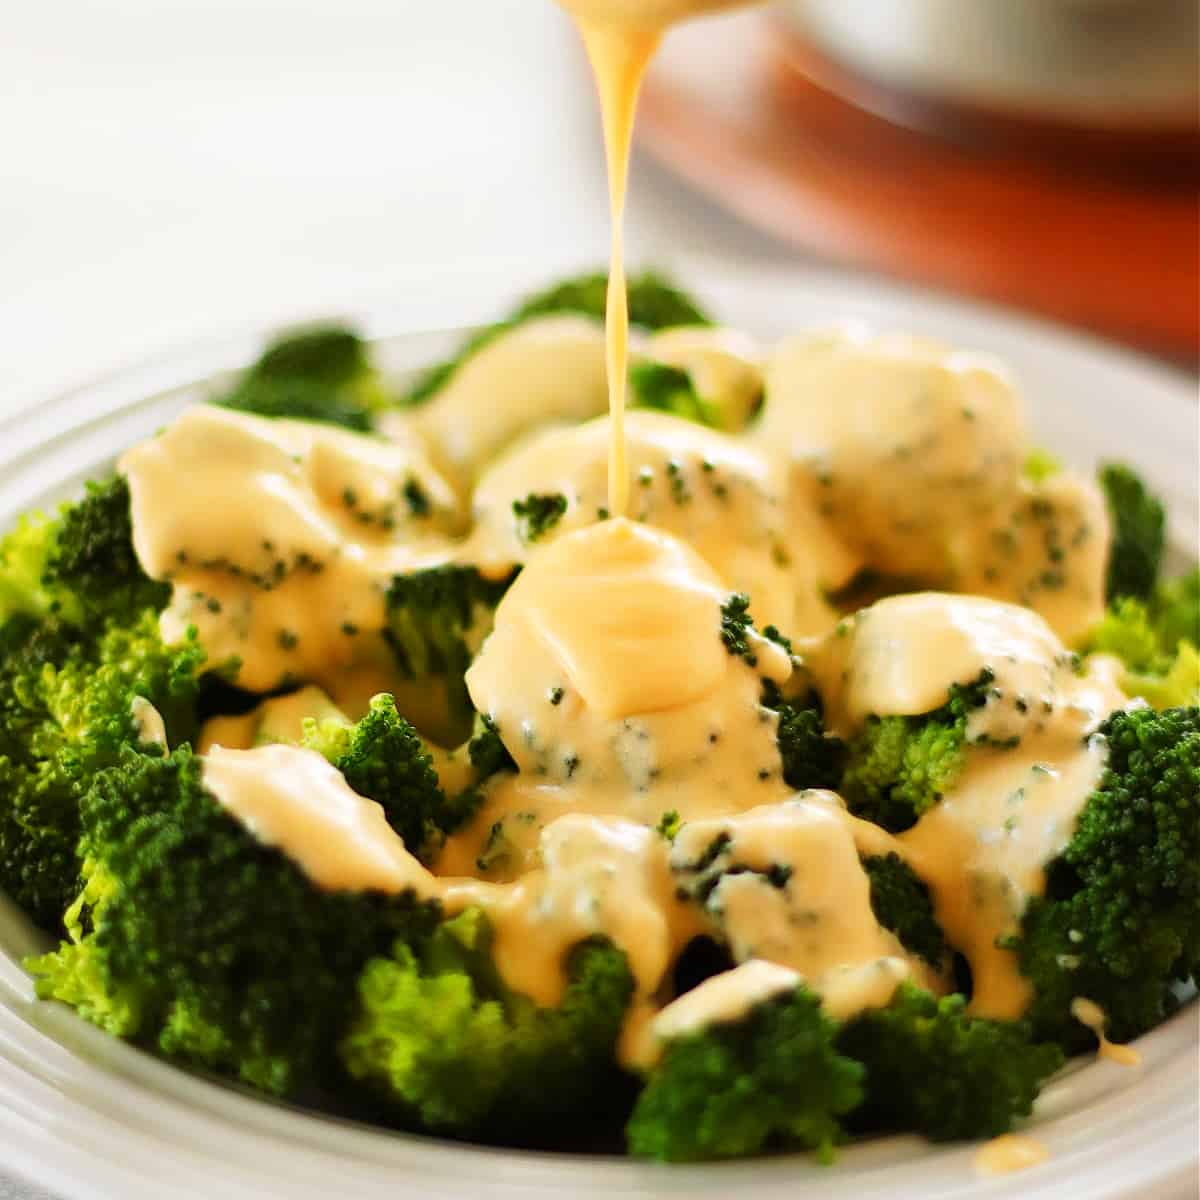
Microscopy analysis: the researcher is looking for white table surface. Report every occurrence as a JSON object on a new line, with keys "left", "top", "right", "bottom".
{"left": 1, "top": 3, "right": 785, "bottom": 1196}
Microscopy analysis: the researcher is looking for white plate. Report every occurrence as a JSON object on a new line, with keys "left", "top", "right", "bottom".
{"left": 0, "top": 258, "right": 1197, "bottom": 1200}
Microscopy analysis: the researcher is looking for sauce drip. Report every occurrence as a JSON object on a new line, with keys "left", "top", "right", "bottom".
{"left": 1071, "top": 997, "right": 1142, "bottom": 1067}
{"left": 974, "top": 1134, "right": 1049, "bottom": 1176}
{"left": 577, "top": 23, "right": 660, "bottom": 517}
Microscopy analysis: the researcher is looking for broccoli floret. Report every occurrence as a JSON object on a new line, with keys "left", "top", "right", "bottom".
{"left": 629, "top": 362, "right": 718, "bottom": 428}
{"left": 837, "top": 984, "right": 1063, "bottom": 1141}
{"left": 1099, "top": 463, "right": 1165, "bottom": 602}
{"left": 512, "top": 492, "right": 567, "bottom": 544}
{"left": 403, "top": 270, "right": 709, "bottom": 405}
{"left": 0, "top": 611, "right": 203, "bottom": 929}
{"left": 775, "top": 699, "right": 846, "bottom": 791}
{"left": 839, "top": 673, "right": 993, "bottom": 831}
{"left": 1016, "top": 705, "right": 1200, "bottom": 1047}
{"left": 340, "top": 907, "right": 633, "bottom": 1141}
{"left": 27, "top": 747, "right": 438, "bottom": 1096}
{"left": 0, "top": 477, "right": 167, "bottom": 631}
{"left": 384, "top": 566, "right": 517, "bottom": 746}
{"left": 312, "top": 693, "right": 451, "bottom": 861}
{"left": 625, "top": 984, "right": 862, "bottom": 1162}
{"left": 863, "top": 853, "right": 947, "bottom": 970}
{"left": 1081, "top": 587, "right": 1200, "bottom": 708}
{"left": 718, "top": 593, "right": 757, "bottom": 664}
{"left": 219, "top": 325, "right": 386, "bottom": 431}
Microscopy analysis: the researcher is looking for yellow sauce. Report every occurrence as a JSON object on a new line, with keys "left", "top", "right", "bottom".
{"left": 119, "top": 405, "right": 458, "bottom": 695}
{"left": 1071, "top": 997, "right": 1142, "bottom": 1067}
{"left": 202, "top": 745, "right": 436, "bottom": 895}
{"left": 974, "top": 1133, "right": 1050, "bottom": 1176}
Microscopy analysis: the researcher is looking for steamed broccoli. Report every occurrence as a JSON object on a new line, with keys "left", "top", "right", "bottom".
{"left": 837, "top": 984, "right": 1063, "bottom": 1141}
{"left": 628, "top": 362, "right": 718, "bottom": 428}
{"left": 219, "top": 325, "right": 386, "bottom": 431}
{"left": 340, "top": 907, "right": 633, "bottom": 1141}
{"left": 384, "top": 565, "right": 517, "bottom": 746}
{"left": 839, "top": 673, "right": 993, "bottom": 832}
{"left": 0, "top": 476, "right": 167, "bottom": 630}
{"left": 625, "top": 984, "right": 862, "bottom": 1162}
{"left": 304, "top": 693, "right": 451, "bottom": 861}
{"left": 1081, "top": 570, "right": 1200, "bottom": 707}
{"left": 0, "top": 476, "right": 203, "bottom": 928}
{"left": 1099, "top": 463, "right": 1165, "bottom": 602}
{"left": 774, "top": 698, "right": 846, "bottom": 791}
{"left": 863, "top": 853, "right": 947, "bottom": 971}
{"left": 1015, "top": 704, "right": 1200, "bottom": 1047}
{"left": 404, "top": 270, "right": 709, "bottom": 405}
{"left": 28, "top": 747, "right": 438, "bottom": 1096}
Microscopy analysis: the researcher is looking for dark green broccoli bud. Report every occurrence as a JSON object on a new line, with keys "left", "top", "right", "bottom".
{"left": 775, "top": 699, "right": 846, "bottom": 791}
{"left": 312, "top": 693, "right": 451, "bottom": 861}
{"left": 403, "top": 270, "right": 709, "bottom": 405}
{"left": 839, "top": 672, "right": 993, "bottom": 832}
{"left": 383, "top": 566, "right": 517, "bottom": 746}
{"left": 467, "top": 714, "right": 517, "bottom": 779}
{"left": 625, "top": 984, "right": 862, "bottom": 1162}
{"left": 340, "top": 908, "right": 633, "bottom": 1141}
{"left": 0, "top": 610, "right": 204, "bottom": 929}
{"left": 629, "top": 362, "right": 718, "bottom": 428}
{"left": 837, "top": 984, "right": 1063, "bottom": 1141}
{"left": 863, "top": 853, "right": 947, "bottom": 970}
{"left": 1016, "top": 705, "right": 1200, "bottom": 1047}
{"left": 219, "top": 325, "right": 385, "bottom": 431}
{"left": 719, "top": 593, "right": 757, "bottom": 665}
{"left": 41, "top": 476, "right": 169, "bottom": 629}
{"left": 27, "top": 747, "right": 438, "bottom": 1096}
{"left": 1099, "top": 462, "right": 1165, "bottom": 602}
{"left": 512, "top": 492, "right": 567, "bottom": 544}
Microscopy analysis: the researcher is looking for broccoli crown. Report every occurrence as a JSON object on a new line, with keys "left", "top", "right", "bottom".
{"left": 403, "top": 270, "right": 709, "bottom": 405}
{"left": 628, "top": 362, "right": 718, "bottom": 428}
{"left": 27, "top": 747, "right": 438, "bottom": 1096}
{"left": 625, "top": 984, "right": 863, "bottom": 1162}
{"left": 512, "top": 492, "right": 567, "bottom": 544}
{"left": 340, "top": 907, "right": 634, "bottom": 1141}
{"left": 1082, "top": 571, "right": 1200, "bottom": 708}
{"left": 1099, "top": 462, "right": 1165, "bottom": 602}
{"left": 219, "top": 325, "right": 384, "bottom": 431}
{"left": 837, "top": 984, "right": 1063, "bottom": 1141}
{"left": 1016, "top": 704, "right": 1200, "bottom": 1046}
{"left": 0, "top": 610, "right": 203, "bottom": 928}
{"left": 863, "top": 853, "right": 947, "bottom": 971}
{"left": 0, "top": 476, "right": 168, "bottom": 631}
{"left": 322, "top": 693, "right": 451, "bottom": 860}
{"left": 774, "top": 699, "right": 846, "bottom": 791}
{"left": 839, "top": 672, "right": 993, "bottom": 832}
{"left": 383, "top": 566, "right": 517, "bottom": 745}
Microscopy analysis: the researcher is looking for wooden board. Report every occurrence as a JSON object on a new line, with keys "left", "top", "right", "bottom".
{"left": 638, "top": 13, "right": 1199, "bottom": 358}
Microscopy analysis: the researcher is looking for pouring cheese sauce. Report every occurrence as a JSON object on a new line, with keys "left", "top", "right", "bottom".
{"left": 114, "top": 0, "right": 1129, "bottom": 1094}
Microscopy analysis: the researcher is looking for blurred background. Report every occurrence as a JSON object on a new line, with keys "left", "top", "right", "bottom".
{"left": 2, "top": 0, "right": 1196, "bottom": 400}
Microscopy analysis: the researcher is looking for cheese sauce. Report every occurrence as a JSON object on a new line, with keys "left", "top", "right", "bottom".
{"left": 438, "top": 519, "right": 792, "bottom": 877}
{"left": 1070, "top": 997, "right": 1142, "bottom": 1067}
{"left": 974, "top": 1134, "right": 1049, "bottom": 1176}
{"left": 120, "top": 405, "right": 458, "bottom": 695}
